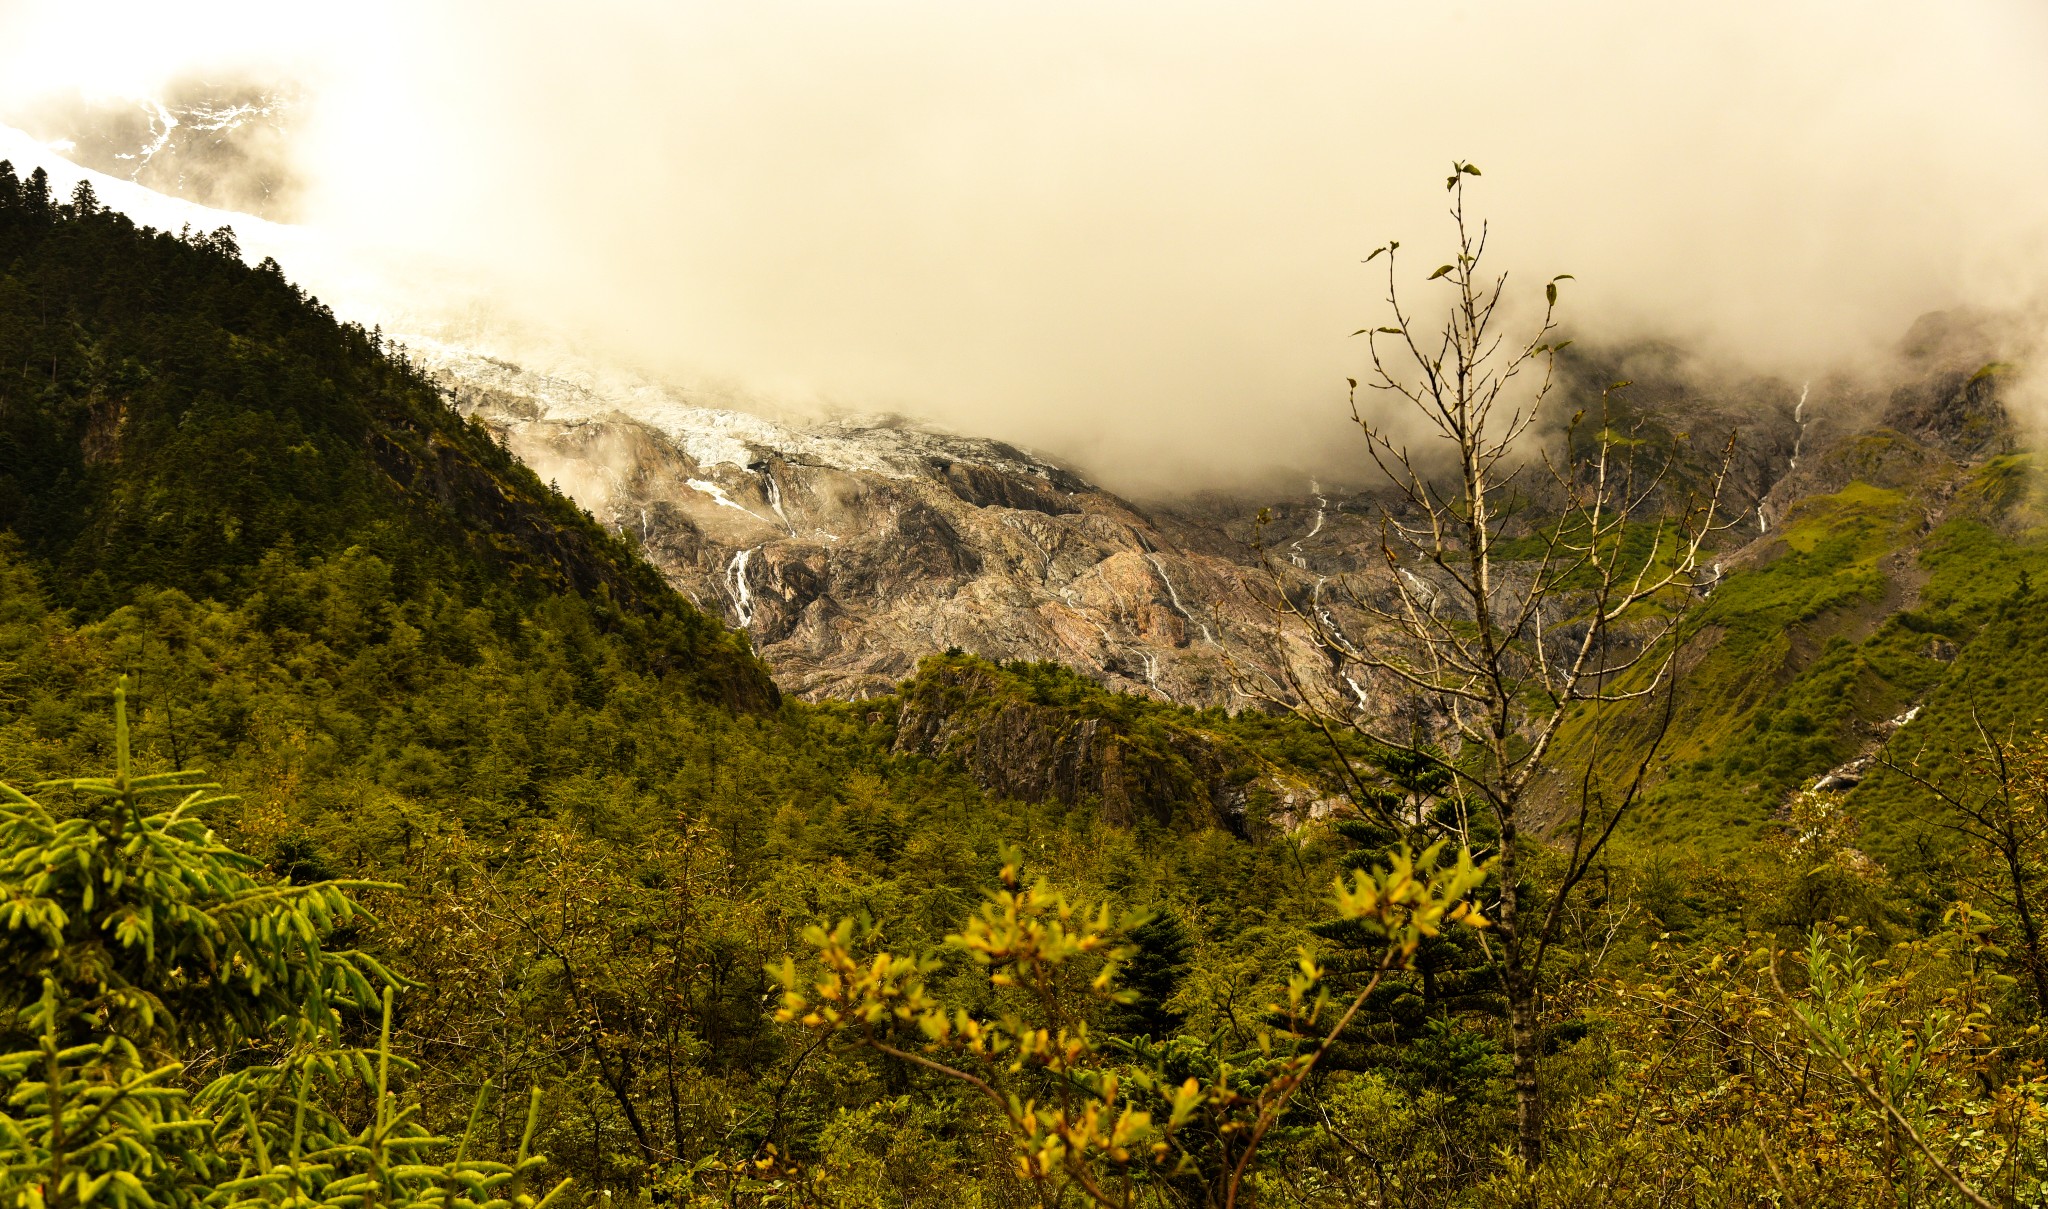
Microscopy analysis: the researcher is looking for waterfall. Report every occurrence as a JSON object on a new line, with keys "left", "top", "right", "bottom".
{"left": 1145, "top": 553, "right": 1216, "bottom": 645}
{"left": 1343, "top": 673, "right": 1372, "bottom": 712}
{"left": 1288, "top": 479, "right": 1328, "bottom": 570}
{"left": 1398, "top": 568, "right": 1439, "bottom": 609}
{"left": 1788, "top": 382, "right": 1810, "bottom": 471}
{"left": 725, "top": 547, "right": 758, "bottom": 627}
{"left": 761, "top": 468, "right": 795, "bottom": 534}
{"left": 1312, "top": 576, "right": 1361, "bottom": 656}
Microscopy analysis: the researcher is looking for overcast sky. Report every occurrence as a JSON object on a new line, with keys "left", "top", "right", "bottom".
{"left": 2, "top": 1, "right": 2044, "bottom": 493}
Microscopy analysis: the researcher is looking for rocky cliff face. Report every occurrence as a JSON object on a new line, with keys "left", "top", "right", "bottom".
{"left": 419, "top": 340, "right": 1379, "bottom": 706}
{"left": 888, "top": 658, "right": 1338, "bottom": 835}
{"left": 412, "top": 313, "right": 2018, "bottom": 717}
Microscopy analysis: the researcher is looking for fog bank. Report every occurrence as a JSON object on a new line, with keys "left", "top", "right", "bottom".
{"left": 1, "top": 1, "right": 2044, "bottom": 494}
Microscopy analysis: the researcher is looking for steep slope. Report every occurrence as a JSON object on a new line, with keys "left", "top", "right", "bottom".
{"left": 0, "top": 159, "right": 1369, "bottom": 850}
{"left": 0, "top": 127, "right": 1359, "bottom": 709}
{"left": 1543, "top": 320, "right": 2040, "bottom": 855}
{"left": 0, "top": 159, "right": 774, "bottom": 711}
{"left": 15, "top": 115, "right": 2044, "bottom": 861}
{"left": 423, "top": 341, "right": 1381, "bottom": 705}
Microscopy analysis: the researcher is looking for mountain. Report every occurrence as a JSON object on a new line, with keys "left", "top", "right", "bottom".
{"left": 0, "top": 120, "right": 1381, "bottom": 708}
{"left": 6, "top": 80, "right": 300, "bottom": 218}
{"left": 411, "top": 331, "right": 1836, "bottom": 714}
{"left": 1531, "top": 312, "right": 2039, "bottom": 856}
{"left": 8, "top": 105, "right": 2048, "bottom": 1207}
{"left": 0, "top": 158, "right": 774, "bottom": 714}
{"left": 5, "top": 117, "right": 2041, "bottom": 865}
{"left": 0, "top": 150, "right": 1351, "bottom": 840}
{"left": 0, "top": 122, "right": 1811, "bottom": 723}
{"left": 418, "top": 340, "right": 1378, "bottom": 703}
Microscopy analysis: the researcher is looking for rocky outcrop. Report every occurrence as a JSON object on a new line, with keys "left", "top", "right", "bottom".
{"left": 888, "top": 659, "right": 1336, "bottom": 834}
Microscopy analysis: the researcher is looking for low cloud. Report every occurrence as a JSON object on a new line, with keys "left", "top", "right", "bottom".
{"left": 2, "top": 1, "right": 2045, "bottom": 496}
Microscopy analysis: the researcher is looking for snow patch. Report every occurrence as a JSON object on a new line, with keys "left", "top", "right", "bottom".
{"left": 687, "top": 478, "right": 772, "bottom": 524}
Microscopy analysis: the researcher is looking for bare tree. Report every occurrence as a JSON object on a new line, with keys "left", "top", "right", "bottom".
{"left": 1882, "top": 713, "right": 2048, "bottom": 1014}
{"left": 1241, "top": 162, "right": 1736, "bottom": 1166}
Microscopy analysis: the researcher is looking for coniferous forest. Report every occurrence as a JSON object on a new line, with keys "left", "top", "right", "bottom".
{"left": 4, "top": 162, "right": 2048, "bottom": 1209}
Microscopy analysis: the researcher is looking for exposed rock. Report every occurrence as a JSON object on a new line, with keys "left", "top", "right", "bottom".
{"left": 411, "top": 313, "right": 2025, "bottom": 724}
{"left": 888, "top": 658, "right": 1327, "bottom": 834}
{"left": 420, "top": 340, "right": 1381, "bottom": 706}
{"left": 1812, "top": 757, "right": 1871, "bottom": 794}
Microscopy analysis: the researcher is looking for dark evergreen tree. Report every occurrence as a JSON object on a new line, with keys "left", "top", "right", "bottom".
{"left": 1104, "top": 907, "right": 1194, "bottom": 1039}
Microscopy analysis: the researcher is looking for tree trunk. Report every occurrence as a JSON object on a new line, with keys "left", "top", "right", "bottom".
{"left": 2005, "top": 845, "right": 2048, "bottom": 1013}
{"left": 1506, "top": 966, "right": 1542, "bottom": 1168}
{"left": 1497, "top": 816, "right": 1543, "bottom": 1168}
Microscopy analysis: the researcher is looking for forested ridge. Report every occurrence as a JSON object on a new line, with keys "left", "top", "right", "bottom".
{"left": 3, "top": 164, "right": 2048, "bottom": 1207}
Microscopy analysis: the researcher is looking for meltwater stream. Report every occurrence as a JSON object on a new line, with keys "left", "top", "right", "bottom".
{"left": 1145, "top": 553, "right": 1217, "bottom": 645}
{"left": 725, "top": 548, "right": 758, "bottom": 628}
{"left": 1760, "top": 381, "right": 1814, "bottom": 533}
{"left": 1289, "top": 480, "right": 1328, "bottom": 570}
{"left": 1788, "top": 382, "right": 1810, "bottom": 471}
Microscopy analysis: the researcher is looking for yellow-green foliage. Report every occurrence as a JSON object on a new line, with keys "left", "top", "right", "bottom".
{"left": 16, "top": 159, "right": 2048, "bottom": 1208}
{"left": 772, "top": 843, "right": 1489, "bottom": 1208}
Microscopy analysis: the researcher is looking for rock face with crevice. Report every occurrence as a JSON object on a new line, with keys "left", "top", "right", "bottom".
{"left": 424, "top": 341, "right": 1373, "bottom": 705}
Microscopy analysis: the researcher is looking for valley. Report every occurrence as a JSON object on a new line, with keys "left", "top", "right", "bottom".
{"left": 2, "top": 59, "right": 2047, "bottom": 1207}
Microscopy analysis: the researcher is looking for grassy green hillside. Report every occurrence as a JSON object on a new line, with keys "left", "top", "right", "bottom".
{"left": 1619, "top": 445, "right": 2048, "bottom": 861}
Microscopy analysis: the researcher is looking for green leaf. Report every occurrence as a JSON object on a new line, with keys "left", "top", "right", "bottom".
{"left": 1364, "top": 246, "right": 1387, "bottom": 263}
{"left": 1546, "top": 282, "right": 1557, "bottom": 306}
{"left": 1427, "top": 265, "right": 1453, "bottom": 280}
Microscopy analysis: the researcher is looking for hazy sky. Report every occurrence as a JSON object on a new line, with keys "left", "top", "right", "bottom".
{"left": 2, "top": 1, "right": 2045, "bottom": 493}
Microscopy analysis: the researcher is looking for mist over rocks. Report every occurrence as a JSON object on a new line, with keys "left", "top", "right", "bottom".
{"left": 6, "top": 75, "right": 301, "bottom": 218}
{"left": 422, "top": 341, "right": 1333, "bottom": 704}
{"left": 414, "top": 317, "right": 2023, "bottom": 712}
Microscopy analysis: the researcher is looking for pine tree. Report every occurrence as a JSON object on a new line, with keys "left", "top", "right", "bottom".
{"left": 0, "top": 680, "right": 571, "bottom": 1208}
